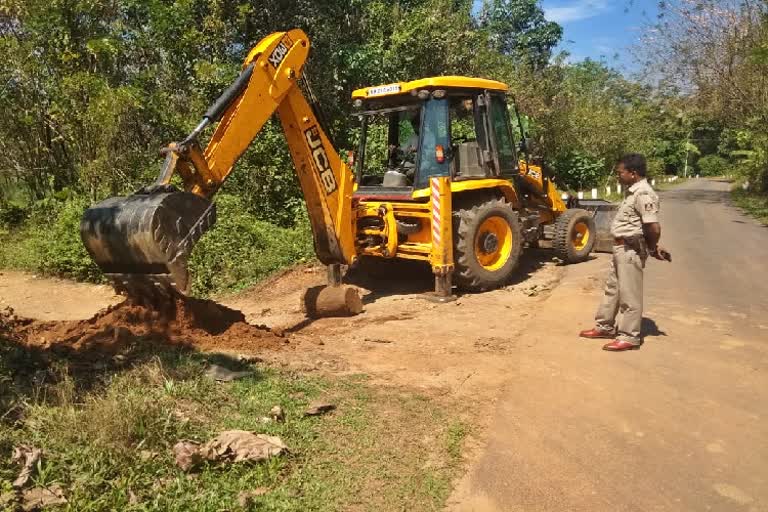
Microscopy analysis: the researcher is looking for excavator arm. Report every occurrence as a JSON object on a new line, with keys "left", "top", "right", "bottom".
{"left": 80, "top": 29, "right": 357, "bottom": 298}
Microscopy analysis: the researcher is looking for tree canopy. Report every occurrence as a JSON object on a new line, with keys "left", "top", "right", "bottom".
{"left": 1, "top": 0, "right": 763, "bottom": 214}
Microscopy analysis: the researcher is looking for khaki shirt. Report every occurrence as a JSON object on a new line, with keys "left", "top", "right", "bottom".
{"left": 610, "top": 178, "right": 660, "bottom": 238}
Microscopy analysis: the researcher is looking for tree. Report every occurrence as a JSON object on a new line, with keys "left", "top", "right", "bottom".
{"left": 510, "top": 58, "right": 667, "bottom": 186}
{"left": 478, "top": 0, "right": 562, "bottom": 70}
{"left": 638, "top": 0, "right": 768, "bottom": 191}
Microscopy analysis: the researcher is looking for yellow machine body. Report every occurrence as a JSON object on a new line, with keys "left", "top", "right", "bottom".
{"left": 81, "top": 29, "right": 596, "bottom": 302}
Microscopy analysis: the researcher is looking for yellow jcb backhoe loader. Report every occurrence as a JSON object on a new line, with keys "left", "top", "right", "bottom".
{"left": 80, "top": 28, "right": 606, "bottom": 314}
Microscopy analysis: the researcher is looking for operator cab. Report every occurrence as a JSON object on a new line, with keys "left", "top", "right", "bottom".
{"left": 351, "top": 77, "right": 519, "bottom": 199}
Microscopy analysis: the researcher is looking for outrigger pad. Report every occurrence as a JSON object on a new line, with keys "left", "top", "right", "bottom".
{"left": 80, "top": 186, "right": 216, "bottom": 295}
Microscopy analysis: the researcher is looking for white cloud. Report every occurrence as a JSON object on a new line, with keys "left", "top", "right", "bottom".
{"left": 544, "top": 0, "right": 610, "bottom": 24}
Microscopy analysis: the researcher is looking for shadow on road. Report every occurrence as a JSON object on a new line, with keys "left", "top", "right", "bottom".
{"left": 642, "top": 317, "right": 667, "bottom": 338}
{"left": 344, "top": 258, "right": 434, "bottom": 303}
{"left": 344, "top": 247, "right": 556, "bottom": 304}
{"left": 663, "top": 188, "right": 730, "bottom": 204}
{"left": 507, "top": 248, "right": 559, "bottom": 286}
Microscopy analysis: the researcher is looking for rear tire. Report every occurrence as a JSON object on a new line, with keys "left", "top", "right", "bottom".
{"left": 553, "top": 208, "right": 596, "bottom": 263}
{"left": 453, "top": 199, "right": 523, "bottom": 291}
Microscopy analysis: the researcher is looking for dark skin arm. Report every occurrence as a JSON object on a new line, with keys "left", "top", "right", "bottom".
{"left": 642, "top": 222, "right": 671, "bottom": 261}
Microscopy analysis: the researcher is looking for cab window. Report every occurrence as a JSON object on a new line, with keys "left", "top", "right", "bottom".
{"left": 490, "top": 94, "right": 518, "bottom": 175}
{"left": 414, "top": 98, "right": 450, "bottom": 188}
{"left": 449, "top": 95, "right": 491, "bottom": 178}
{"left": 356, "top": 106, "right": 421, "bottom": 187}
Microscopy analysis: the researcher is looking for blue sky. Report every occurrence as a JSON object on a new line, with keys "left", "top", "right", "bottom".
{"left": 539, "top": 0, "right": 661, "bottom": 73}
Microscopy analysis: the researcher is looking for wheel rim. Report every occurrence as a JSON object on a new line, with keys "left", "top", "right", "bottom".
{"left": 474, "top": 216, "right": 513, "bottom": 271}
{"left": 572, "top": 221, "right": 590, "bottom": 251}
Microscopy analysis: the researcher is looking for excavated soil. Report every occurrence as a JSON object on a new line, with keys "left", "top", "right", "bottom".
{"left": 0, "top": 295, "right": 289, "bottom": 358}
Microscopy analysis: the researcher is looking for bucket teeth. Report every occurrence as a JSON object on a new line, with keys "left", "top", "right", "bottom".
{"left": 80, "top": 186, "right": 216, "bottom": 299}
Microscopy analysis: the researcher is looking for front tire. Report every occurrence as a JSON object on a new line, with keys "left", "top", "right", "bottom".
{"left": 453, "top": 199, "right": 523, "bottom": 291}
{"left": 553, "top": 208, "right": 596, "bottom": 263}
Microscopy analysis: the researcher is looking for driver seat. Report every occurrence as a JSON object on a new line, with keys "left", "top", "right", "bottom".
{"left": 453, "top": 141, "right": 485, "bottom": 177}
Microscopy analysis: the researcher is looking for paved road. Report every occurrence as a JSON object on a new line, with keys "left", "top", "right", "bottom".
{"left": 449, "top": 179, "right": 768, "bottom": 512}
{"left": 649, "top": 179, "right": 768, "bottom": 334}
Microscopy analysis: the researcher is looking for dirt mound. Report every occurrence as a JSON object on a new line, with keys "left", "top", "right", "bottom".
{"left": 0, "top": 296, "right": 289, "bottom": 357}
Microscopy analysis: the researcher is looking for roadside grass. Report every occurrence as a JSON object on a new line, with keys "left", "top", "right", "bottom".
{"left": 0, "top": 230, "right": 40, "bottom": 275}
{"left": 0, "top": 341, "right": 465, "bottom": 511}
{"left": 731, "top": 188, "right": 768, "bottom": 225}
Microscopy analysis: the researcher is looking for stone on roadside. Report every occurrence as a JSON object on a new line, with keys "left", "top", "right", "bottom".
{"left": 269, "top": 405, "right": 285, "bottom": 423}
{"left": 204, "top": 364, "right": 253, "bottom": 382}
{"left": 303, "top": 402, "right": 336, "bottom": 417}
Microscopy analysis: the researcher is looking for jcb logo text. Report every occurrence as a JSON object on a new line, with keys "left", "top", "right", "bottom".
{"left": 268, "top": 36, "right": 293, "bottom": 68}
{"left": 305, "top": 127, "right": 338, "bottom": 195}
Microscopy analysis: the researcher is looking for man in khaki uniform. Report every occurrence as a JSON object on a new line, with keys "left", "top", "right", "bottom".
{"left": 579, "top": 154, "right": 670, "bottom": 351}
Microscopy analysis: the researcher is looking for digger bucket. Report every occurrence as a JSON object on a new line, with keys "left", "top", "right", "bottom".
{"left": 576, "top": 199, "right": 617, "bottom": 253}
{"left": 80, "top": 186, "right": 216, "bottom": 297}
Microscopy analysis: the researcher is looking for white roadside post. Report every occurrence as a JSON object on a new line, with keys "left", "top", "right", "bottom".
{"left": 577, "top": 191, "right": 584, "bottom": 200}
{"left": 591, "top": 188, "right": 597, "bottom": 199}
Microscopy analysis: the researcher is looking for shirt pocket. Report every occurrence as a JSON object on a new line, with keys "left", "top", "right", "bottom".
{"left": 620, "top": 201, "right": 633, "bottom": 219}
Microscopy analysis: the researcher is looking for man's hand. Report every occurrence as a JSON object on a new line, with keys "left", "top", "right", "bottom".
{"left": 651, "top": 245, "right": 672, "bottom": 262}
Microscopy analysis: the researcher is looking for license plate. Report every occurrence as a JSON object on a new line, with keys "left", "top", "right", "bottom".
{"left": 367, "top": 84, "right": 401, "bottom": 97}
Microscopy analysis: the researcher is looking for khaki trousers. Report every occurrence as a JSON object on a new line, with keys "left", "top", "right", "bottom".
{"left": 595, "top": 245, "right": 644, "bottom": 344}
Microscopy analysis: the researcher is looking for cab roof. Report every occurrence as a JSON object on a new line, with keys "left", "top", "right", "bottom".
{"left": 352, "top": 76, "right": 508, "bottom": 100}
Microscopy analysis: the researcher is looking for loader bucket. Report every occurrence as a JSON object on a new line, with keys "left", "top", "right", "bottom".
{"left": 576, "top": 199, "right": 617, "bottom": 253}
{"left": 80, "top": 186, "right": 216, "bottom": 298}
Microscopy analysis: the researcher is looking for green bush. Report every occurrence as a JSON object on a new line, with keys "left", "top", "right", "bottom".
{"left": 697, "top": 154, "right": 729, "bottom": 176}
{"left": 33, "top": 198, "right": 103, "bottom": 281}
{"left": 188, "top": 194, "right": 314, "bottom": 296}
{"left": 0, "top": 193, "right": 315, "bottom": 296}
{"left": 0, "top": 203, "right": 28, "bottom": 228}
{"left": 552, "top": 151, "right": 606, "bottom": 190}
